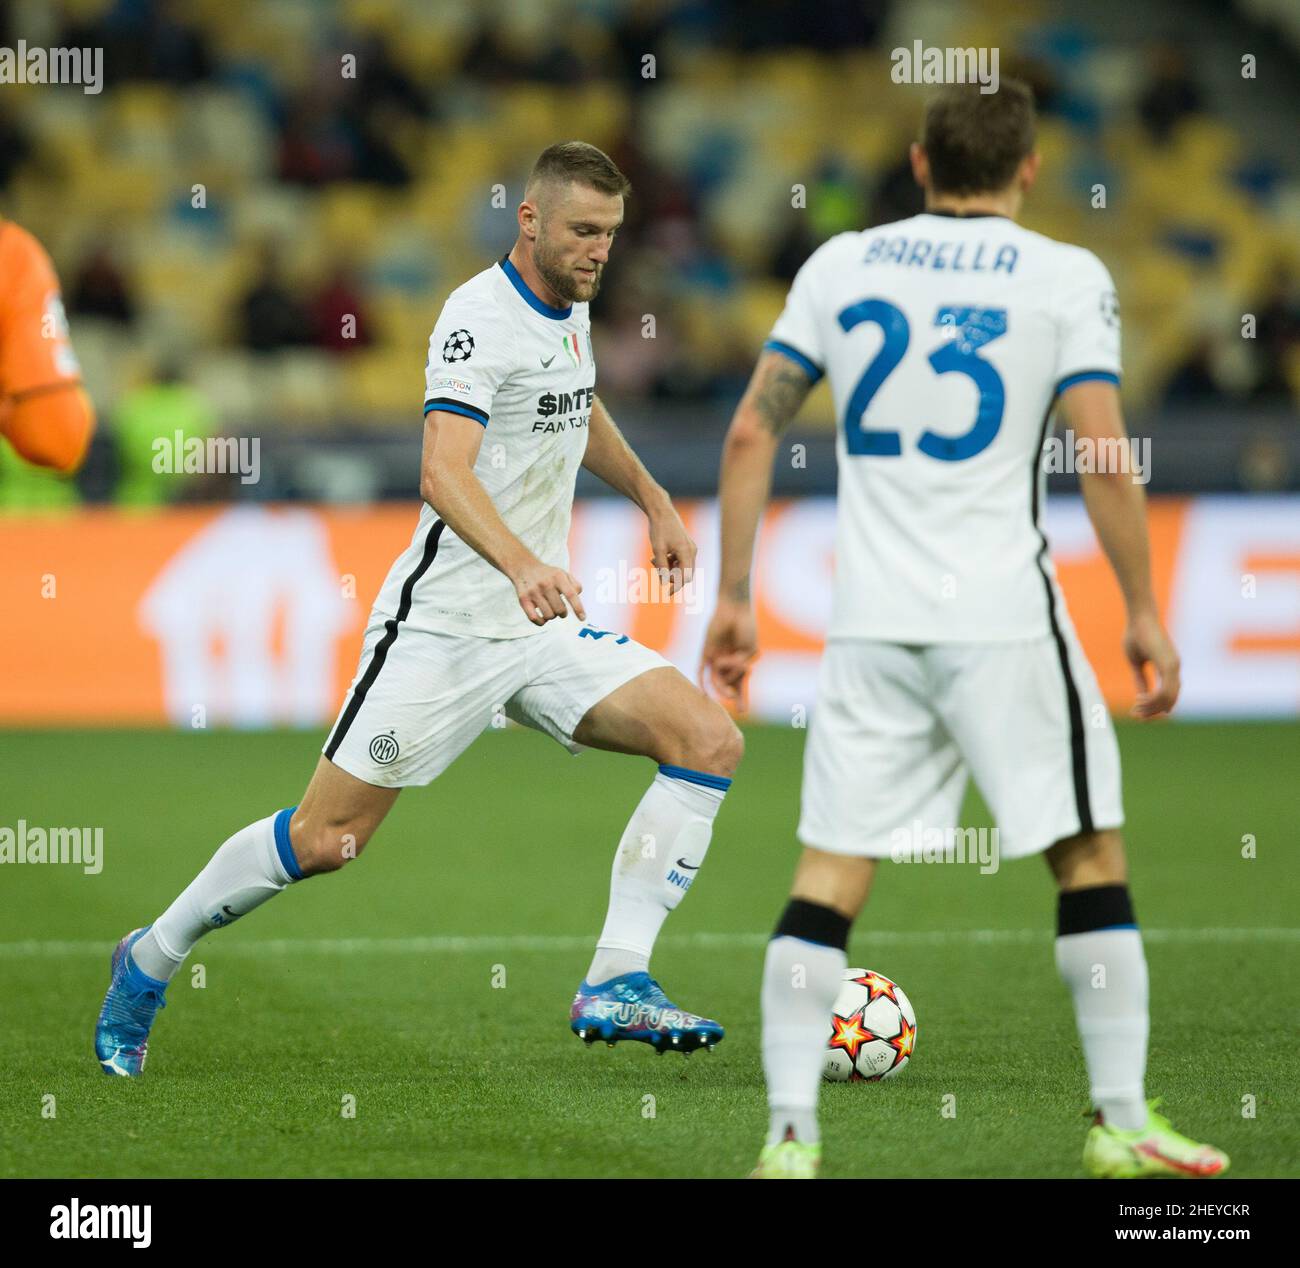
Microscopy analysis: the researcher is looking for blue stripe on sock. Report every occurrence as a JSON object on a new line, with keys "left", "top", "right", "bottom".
{"left": 274, "top": 806, "right": 303, "bottom": 881}
{"left": 657, "top": 763, "right": 732, "bottom": 792}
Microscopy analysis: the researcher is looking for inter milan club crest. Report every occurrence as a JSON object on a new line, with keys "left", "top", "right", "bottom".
{"left": 442, "top": 329, "right": 475, "bottom": 363}
{"left": 369, "top": 733, "right": 399, "bottom": 765}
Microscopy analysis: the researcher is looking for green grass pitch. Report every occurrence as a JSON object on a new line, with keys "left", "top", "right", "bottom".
{"left": 1, "top": 721, "right": 1296, "bottom": 1178}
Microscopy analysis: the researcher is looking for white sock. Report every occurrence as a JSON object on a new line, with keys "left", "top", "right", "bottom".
{"left": 134, "top": 808, "right": 302, "bottom": 982}
{"left": 585, "top": 765, "right": 729, "bottom": 984}
{"left": 763, "top": 934, "right": 846, "bottom": 1146}
{"left": 1055, "top": 927, "right": 1149, "bottom": 1131}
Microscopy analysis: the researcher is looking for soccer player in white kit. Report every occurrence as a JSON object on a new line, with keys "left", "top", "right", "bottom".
{"left": 701, "top": 83, "right": 1227, "bottom": 1179}
{"left": 96, "top": 143, "right": 742, "bottom": 1078}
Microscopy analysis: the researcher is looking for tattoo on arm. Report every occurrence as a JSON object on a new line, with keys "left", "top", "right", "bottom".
{"left": 730, "top": 576, "right": 750, "bottom": 601}
{"left": 751, "top": 356, "right": 813, "bottom": 436}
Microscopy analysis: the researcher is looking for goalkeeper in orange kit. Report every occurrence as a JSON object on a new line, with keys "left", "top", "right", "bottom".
{"left": 0, "top": 218, "right": 95, "bottom": 473}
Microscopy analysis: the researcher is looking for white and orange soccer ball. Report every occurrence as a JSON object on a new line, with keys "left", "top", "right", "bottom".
{"left": 823, "top": 968, "right": 917, "bottom": 1082}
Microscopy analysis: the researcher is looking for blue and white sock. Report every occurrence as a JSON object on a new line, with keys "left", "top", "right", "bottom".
{"left": 585, "top": 765, "right": 731, "bottom": 985}
{"left": 762, "top": 899, "right": 850, "bottom": 1147}
{"left": 1054, "top": 884, "right": 1149, "bottom": 1132}
{"left": 131, "top": 808, "right": 303, "bottom": 982}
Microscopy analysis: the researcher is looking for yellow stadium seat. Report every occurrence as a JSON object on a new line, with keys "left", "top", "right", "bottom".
{"left": 343, "top": 348, "right": 422, "bottom": 416}
{"left": 734, "top": 281, "right": 791, "bottom": 350}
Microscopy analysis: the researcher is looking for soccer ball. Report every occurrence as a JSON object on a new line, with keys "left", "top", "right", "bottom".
{"left": 823, "top": 968, "right": 917, "bottom": 1082}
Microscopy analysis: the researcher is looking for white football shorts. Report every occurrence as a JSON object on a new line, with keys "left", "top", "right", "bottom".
{"left": 798, "top": 627, "right": 1123, "bottom": 861}
{"left": 324, "top": 615, "right": 672, "bottom": 787}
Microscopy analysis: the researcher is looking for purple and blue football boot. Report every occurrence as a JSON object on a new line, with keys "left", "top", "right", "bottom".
{"left": 570, "top": 971, "right": 724, "bottom": 1053}
{"left": 94, "top": 927, "right": 168, "bottom": 1077}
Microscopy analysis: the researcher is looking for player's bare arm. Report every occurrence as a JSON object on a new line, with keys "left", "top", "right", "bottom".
{"left": 700, "top": 349, "right": 813, "bottom": 702}
{"left": 421, "top": 407, "right": 585, "bottom": 625}
{"left": 1057, "top": 379, "right": 1179, "bottom": 719}
{"left": 582, "top": 394, "right": 695, "bottom": 593}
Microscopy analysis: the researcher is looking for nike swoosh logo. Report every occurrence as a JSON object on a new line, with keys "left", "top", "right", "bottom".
{"left": 675, "top": 858, "right": 699, "bottom": 870}
{"left": 540, "top": 355, "right": 555, "bottom": 368}
{"left": 1135, "top": 1141, "right": 1219, "bottom": 1175}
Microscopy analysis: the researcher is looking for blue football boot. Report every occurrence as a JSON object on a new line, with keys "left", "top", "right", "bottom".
{"left": 570, "top": 971, "right": 724, "bottom": 1053}
{"left": 94, "top": 927, "right": 168, "bottom": 1077}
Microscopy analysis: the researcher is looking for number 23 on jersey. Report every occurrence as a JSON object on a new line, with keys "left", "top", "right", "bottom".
{"left": 839, "top": 300, "right": 1007, "bottom": 462}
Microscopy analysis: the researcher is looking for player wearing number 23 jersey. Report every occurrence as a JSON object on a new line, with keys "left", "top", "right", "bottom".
{"left": 711, "top": 79, "right": 1223, "bottom": 1183}
{"left": 768, "top": 212, "right": 1120, "bottom": 645}
{"left": 767, "top": 208, "right": 1124, "bottom": 859}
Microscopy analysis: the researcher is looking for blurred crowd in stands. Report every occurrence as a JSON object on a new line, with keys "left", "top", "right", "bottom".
{"left": 0, "top": 0, "right": 1297, "bottom": 505}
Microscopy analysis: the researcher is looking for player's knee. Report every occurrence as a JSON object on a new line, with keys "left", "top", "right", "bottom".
{"left": 289, "top": 810, "right": 373, "bottom": 875}
{"left": 716, "top": 715, "right": 745, "bottom": 775}
{"left": 671, "top": 703, "right": 743, "bottom": 777}
{"left": 1045, "top": 827, "right": 1127, "bottom": 889}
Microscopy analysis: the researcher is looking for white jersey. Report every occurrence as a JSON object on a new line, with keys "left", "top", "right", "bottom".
{"left": 768, "top": 211, "right": 1121, "bottom": 642}
{"left": 373, "top": 257, "right": 596, "bottom": 639}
